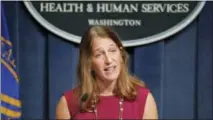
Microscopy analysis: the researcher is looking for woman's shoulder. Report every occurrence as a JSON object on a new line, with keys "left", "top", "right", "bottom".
{"left": 63, "top": 87, "right": 79, "bottom": 100}
{"left": 63, "top": 89, "right": 74, "bottom": 97}
{"left": 137, "top": 86, "right": 150, "bottom": 93}
{"left": 136, "top": 86, "right": 150, "bottom": 100}
{"left": 62, "top": 88, "right": 80, "bottom": 114}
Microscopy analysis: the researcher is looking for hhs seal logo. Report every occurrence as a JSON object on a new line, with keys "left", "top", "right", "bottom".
{"left": 24, "top": 1, "right": 205, "bottom": 47}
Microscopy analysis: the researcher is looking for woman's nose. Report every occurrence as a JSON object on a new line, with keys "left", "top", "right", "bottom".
{"left": 105, "top": 54, "right": 112, "bottom": 64}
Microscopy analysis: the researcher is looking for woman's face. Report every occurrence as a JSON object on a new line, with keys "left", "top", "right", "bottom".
{"left": 91, "top": 37, "right": 122, "bottom": 82}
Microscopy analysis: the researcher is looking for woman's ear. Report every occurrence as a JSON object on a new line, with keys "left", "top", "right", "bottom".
{"left": 120, "top": 50, "right": 125, "bottom": 63}
{"left": 91, "top": 70, "right": 96, "bottom": 78}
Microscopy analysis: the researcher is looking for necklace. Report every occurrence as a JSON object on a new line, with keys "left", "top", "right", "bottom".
{"left": 92, "top": 98, "right": 124, "bottom": 120}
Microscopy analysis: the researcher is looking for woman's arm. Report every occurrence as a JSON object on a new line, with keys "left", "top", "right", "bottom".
{"left": 143, "top": 93, "right": 158, "bottom": 119}
{"left": 56, "top": 96, "right": 71, "bottom": 119}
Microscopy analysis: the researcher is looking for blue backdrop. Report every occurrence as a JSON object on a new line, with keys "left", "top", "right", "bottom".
{"left": 2, "top": 1, "right": 212, "bottom": 119}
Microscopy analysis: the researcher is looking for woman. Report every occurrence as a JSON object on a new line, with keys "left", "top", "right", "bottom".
{"left": 56, "top": 25, "right": 158, "bottom": 119}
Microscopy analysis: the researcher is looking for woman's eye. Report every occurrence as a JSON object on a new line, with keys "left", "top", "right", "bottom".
{"left": 95, "top": 52, "right": 103, "bottom": 58}
{"left": 110, "top": 49, "right": 117, "bottom": 52}
{"left": 95, "top": 54, "right": 101, "bottom": 57}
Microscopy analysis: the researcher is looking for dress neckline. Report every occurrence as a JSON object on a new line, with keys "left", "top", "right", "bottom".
{"left": 99, "top": 95, "right": 118, "bottom": 100}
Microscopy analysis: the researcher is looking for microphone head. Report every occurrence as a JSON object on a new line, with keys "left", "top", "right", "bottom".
{"left": 81, "top": 93, "right": 88, "bottom": 102}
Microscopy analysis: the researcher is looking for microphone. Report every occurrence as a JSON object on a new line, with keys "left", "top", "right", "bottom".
{"left": 71, "top": 93, "right": 88, "bottom": 120}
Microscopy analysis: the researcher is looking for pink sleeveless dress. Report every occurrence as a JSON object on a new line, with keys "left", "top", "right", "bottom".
{"left": 64, "top": 86, "right": 149, "bottom": 119}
